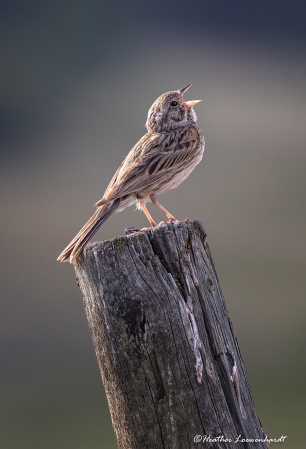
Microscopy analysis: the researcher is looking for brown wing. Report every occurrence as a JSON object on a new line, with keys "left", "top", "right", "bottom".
{"left": 95, "top": 127, "right": 200, "bottom": 206}
{"left": 94, "top": 132, "right": 164, "bottom": 206}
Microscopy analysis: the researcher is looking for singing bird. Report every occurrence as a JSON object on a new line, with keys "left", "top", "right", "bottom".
{"left": 58, "top": 85, "right": 204, "bottom": 263}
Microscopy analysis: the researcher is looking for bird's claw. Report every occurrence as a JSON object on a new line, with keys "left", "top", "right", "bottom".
{"left": 159, "top": 219, "right": 180, "bottom": 226}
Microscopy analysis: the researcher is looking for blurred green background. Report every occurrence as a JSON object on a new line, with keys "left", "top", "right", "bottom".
{"left": 1, "top": 1, "right": 305, "bottom": 448}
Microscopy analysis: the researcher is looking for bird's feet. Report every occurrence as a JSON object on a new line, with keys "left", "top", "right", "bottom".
{"left": 159, "top": 218, "right": 180, "bottom": 226}
{"left": 183, "top": 218, "right": 191, "bottom": 222}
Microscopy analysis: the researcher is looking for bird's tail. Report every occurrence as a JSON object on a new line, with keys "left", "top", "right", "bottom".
{"left": 57, "top": 199, "right": 120, "bottom": 263}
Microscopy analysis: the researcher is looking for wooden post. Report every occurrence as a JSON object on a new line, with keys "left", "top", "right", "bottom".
{"left": 74, "top": 220, "right": 267, "bottom": 449}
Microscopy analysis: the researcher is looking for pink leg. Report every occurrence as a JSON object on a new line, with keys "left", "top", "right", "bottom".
{"left": 150, "top": 194, "right": 176, "bottom": 223}
{"left": 140, "top": 202, "right": 157, "bottom": 227}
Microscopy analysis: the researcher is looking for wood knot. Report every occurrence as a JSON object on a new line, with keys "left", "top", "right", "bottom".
{"left": 207, "top": 278, "right": 213, "bottom": 292}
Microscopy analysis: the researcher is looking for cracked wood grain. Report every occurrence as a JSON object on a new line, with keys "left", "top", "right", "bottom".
{"left": 73, "top": 220, "right": 267, "bottom": 449}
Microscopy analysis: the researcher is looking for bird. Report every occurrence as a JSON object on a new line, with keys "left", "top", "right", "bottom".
{"left": 57, "top": 84, "right": 204, "bottom": 263}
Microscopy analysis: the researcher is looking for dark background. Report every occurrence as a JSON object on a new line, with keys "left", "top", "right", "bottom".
{"left": 1, "top": 1, "right": 305, "bottom": 448}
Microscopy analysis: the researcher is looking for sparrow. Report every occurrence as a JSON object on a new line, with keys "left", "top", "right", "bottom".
{"left": 58, "top": 84, "right": 204, "bottom": 263}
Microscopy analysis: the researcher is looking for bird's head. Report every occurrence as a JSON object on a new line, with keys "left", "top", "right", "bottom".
{"left": 145, "top": 85, "right": 201, "bottom": 133}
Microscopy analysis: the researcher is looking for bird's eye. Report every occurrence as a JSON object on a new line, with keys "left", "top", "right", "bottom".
{"left": 170, "top": 101, "right": 178, "bottom": 107}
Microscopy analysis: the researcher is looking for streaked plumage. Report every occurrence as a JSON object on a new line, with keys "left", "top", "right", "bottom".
{"left": 58, "top": 85, "right": 204, "bottom": 263}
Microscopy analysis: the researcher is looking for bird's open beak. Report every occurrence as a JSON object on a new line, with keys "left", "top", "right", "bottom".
{"left": 178, "top": 84, "right": 192, "bottom": 95}
{"left": 183, "top": 100, "right": 202, "bottom": 109}
{"left": 178, "top": 85, "right": 201, "bottom": 109}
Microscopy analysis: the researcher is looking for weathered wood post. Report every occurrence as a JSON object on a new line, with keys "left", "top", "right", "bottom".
{"left": 74, "top": 220, "right": 267, "bottom": 449}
